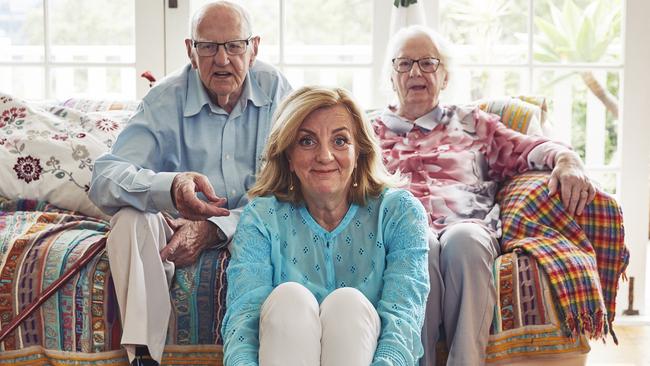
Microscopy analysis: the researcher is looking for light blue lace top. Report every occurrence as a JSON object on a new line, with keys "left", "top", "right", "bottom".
{"left": 222, "top": 188, "right": 430, "bottom": 366}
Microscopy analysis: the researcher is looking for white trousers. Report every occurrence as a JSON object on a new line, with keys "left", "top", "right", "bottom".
{"left": 107, "top": 207, "right": 175, "bottom": 364}
{"left": 421, "top": 223, "right": 500, "bottom": 366}
{"left": 259, "top": 282, "right": 381, "bottom": 366}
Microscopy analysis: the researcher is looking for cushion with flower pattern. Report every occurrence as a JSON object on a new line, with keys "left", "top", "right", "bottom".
{"left": 0, "top": 92, "right": 135, "bottom": 218}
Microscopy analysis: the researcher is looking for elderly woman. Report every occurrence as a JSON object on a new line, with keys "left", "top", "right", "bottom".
{"left": 373, "top": 25, "right": 596, "bottom": 366}
{"left": 222, "top": 86, "right": 430, "bottom": 366}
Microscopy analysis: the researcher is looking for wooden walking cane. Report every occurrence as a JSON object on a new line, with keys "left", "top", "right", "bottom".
{"left": 0, "top": 236, "right": 107, "bottom": 343}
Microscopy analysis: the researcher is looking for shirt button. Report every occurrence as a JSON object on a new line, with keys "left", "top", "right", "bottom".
{"left": 231, "top": 190, "right": 236, "bottom": 196}
{"left": 225, "top": 154, "right": 230, "bottom": 160}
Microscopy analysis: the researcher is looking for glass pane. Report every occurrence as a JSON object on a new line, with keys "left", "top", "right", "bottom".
{"left": 50, "top": 67, "right": 136, "bottom": 100}
{"left": 236, "top": 0, "right": 280, "bottom": 63}
{"left": 442, "top": 67, "right": 528, "bottom": 104}
{"left": 533, "top": 0, "right": 622, "bottom": 64}
{"left": 533, "top": 69, "right": 620, "bottom": 166}
{"left": 439, "top": 0, "right": 528, "bottom": 64}
{"left": 0, "top": 66, "right": 45, "bottom": 99}
{"left": 49, "top": 0, "right": 135, "bottom": 63}
{"left": 284, "top": 0, "right": 372, "bottom": 63}
{"left": 0, "top": 0, "right": 45, "bottom": 62}
{"left": 284, "top": 67, "right": 372, "bottom": 109}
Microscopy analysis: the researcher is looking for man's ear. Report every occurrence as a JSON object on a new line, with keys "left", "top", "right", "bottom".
{"left": 185, "top": 39, "right": 198, "bottom": 69}
{"left": 249, "top": 36, "right": 260, "bottom": 66}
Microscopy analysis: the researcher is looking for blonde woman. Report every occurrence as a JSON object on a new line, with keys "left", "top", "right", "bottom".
{"left": 222, "top": 86, "right": 430, "bottom": 366}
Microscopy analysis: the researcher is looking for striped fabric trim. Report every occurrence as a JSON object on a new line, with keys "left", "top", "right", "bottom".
{"left": 0, "top": 344, "right": 223, "bottom": 365}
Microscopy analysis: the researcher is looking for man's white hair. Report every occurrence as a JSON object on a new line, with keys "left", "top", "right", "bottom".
{"left": 189, "top": 1, "right": 253, "bottom": 39}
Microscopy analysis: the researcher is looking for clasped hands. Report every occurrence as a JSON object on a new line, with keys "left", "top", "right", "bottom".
{"left": 548, "top": 151, "right": 596, "bottom": 217}
{"left": 160, "top": 172, "right": 230, "bottom": 267}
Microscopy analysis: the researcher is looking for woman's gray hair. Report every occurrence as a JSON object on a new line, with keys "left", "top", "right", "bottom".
{"left": 190, "top": 1, "right": 253, "bottom": 39}
{"left": 381, "top": 25, "right": 455, "bottom": 93}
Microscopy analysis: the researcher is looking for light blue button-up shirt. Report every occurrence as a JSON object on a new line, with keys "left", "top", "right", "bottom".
{"left": 89, "top": 61, "right": 292, "bottom": 238}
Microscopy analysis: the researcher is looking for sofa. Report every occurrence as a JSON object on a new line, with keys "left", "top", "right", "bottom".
{"left": 0, "top": 92, "right": 628, "bottom": 365}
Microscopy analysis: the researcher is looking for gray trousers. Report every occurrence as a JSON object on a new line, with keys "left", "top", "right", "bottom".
{"left": 420, "top": 223, "right": 500, "bottom": 366}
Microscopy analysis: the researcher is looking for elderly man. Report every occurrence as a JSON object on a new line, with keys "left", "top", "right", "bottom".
{"left": 88, "top": 2, "right": 292, "bottom": 365}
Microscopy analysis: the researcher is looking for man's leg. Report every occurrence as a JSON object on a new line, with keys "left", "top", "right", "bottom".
{"left": 108, "top": 207, "right": 175, "bottom": 364}
{"left": 439, "top": 223, "right": 499, "bottom": 366}
{"left": 420, "top": 230, "right": 444, "bottom": 366}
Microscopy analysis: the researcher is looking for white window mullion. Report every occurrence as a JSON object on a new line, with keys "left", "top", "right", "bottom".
{"left": 279, "top": 0, "right": 285, "bottom": 71}
{"left": 619, "top": 0, "right": 650, "bottom": 316}
{"left": 370, "top": 1, "right": 392, "bottom": 109}
{"left": 422, "top": 0, "right": 439, "bottom": 29}
{"left": 135, "top": 0, "right": 166, "bottom": 99}
{"left": 528, "top": 0, "right": 534, "bottom": 94}
{"left": 43, "top": 0, "right": 51, "bottom": 99}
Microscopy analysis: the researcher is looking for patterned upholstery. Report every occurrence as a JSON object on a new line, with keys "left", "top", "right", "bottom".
{"left": 0, "top": 197, "right": 228, "bottom": 364}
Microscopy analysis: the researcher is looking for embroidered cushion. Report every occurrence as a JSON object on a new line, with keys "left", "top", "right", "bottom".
{"left": 0, "top": 92, "right": 135, "bottom": 218}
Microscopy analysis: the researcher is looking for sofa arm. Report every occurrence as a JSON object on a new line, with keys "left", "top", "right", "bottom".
{"left": 496, "top": 171, "right": 629, "bottom": 326}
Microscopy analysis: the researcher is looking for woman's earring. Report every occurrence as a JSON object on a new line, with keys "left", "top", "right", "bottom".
{"left": 352, "top": 171, "right": 358, "bottom": 188}
{"left": 289, "top": 175, "right": 294, "bottom": 191}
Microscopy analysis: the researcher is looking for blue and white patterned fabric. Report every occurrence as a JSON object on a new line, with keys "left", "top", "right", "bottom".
{"left": 222, "top": 188, "right": 430, "bottom": 366}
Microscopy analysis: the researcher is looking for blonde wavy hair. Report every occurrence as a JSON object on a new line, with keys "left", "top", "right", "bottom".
{"left": 249, "top": 86, "right": 403, "bottom": 205}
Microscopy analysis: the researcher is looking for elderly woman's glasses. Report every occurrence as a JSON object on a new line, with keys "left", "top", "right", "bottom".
{"left": 392, "top": 57, "right": 441, "bottom": 73}
{"left": 193, "top": 37, "right": 251, "bottom": 56}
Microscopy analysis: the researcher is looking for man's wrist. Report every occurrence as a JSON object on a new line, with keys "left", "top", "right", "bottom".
{"left": 206, "top": 220, "right": 228, "bottom": 246}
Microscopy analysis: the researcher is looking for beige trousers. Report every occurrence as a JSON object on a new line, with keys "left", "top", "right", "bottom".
{"left": 107, "top": 207, "right": 175, "bottom": 364}
{"left": 259, "top": 282, "right": 381, "bottom": 366}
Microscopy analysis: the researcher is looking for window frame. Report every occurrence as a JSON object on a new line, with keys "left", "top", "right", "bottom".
{"left": 0, "top": 0, "right": 143, "bottom": 99}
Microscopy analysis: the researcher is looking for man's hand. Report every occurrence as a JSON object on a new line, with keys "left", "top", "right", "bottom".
{"left": 548, "top": 151, "right": 596, "bottom": 216}
{"left": 160, "top": 215, "right": 221, "bottom": 267}
{"left": 171, "top": 172, "right": 230, "bottom": 220}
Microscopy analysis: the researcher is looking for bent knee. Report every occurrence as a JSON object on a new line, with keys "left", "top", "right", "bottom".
{"left": 440, "top": 223, "right": 497, "bottom": 266}
{"left": 321, "top": 287, "right": 370, "bottom": 313}
{"left": 110, "top": 207, "right": 159, "bottom": 227}
{"left": 262, "top": 282, "right": 319, "bottom": 320}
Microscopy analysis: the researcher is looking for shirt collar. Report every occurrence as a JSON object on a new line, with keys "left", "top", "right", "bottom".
{"left": 184, "top": 65, "right": 270, "bottom": 117}
{"left": 380, "top": 105, "right": 445, "bottom": 133}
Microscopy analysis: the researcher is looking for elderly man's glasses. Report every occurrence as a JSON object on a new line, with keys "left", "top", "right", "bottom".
{"left": 192, "top": 37, "right": 251, "bottom": 56}
{"left": 392, "top": 57, "right": 441, "bottom": 73}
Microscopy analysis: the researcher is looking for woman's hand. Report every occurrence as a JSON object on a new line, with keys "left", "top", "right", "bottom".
{"left": 548, "top": 151, "right": 596, "bottom": 216}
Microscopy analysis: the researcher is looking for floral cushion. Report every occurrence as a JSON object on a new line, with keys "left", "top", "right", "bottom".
{"left": 0, "top": 92, "right": 135, "bottom": 218}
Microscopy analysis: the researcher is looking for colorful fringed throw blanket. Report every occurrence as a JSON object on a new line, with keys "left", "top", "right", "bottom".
{"left": 498, "top": 172, "right": 629, "bottom": 341}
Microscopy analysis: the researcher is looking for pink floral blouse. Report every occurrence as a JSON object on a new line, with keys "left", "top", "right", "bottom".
{"left": 373, "top": 105, "right": 570, "bottom": 236}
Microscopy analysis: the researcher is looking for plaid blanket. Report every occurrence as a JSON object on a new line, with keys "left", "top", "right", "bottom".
{"left": 497, "top": 172, "right": 629, "bottom": 342}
